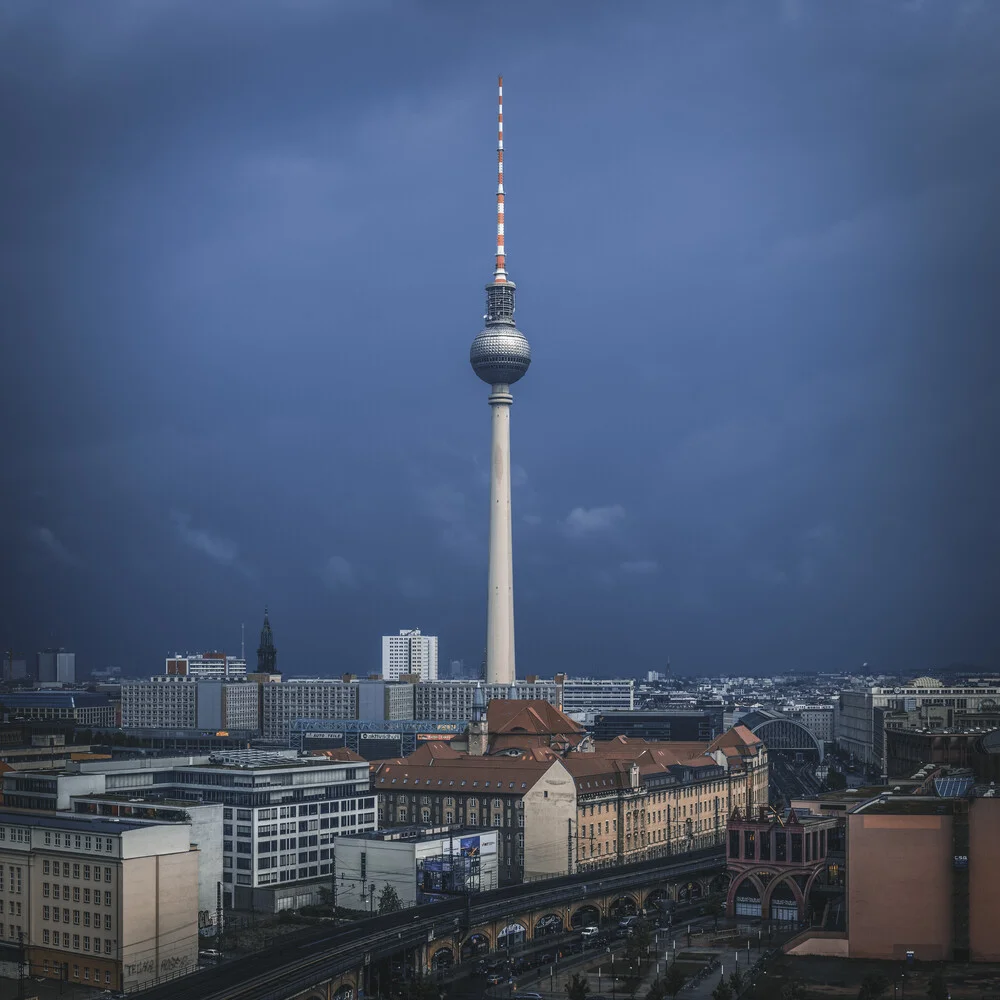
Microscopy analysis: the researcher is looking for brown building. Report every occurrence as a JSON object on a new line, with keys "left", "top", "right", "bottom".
{"left": 886, "top": 727, "right": 1000, "bottom": 784}
{"left": 724, "top": 806, "right": 843, "bottom": 924}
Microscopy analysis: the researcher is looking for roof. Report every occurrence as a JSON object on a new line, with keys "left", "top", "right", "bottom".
{"left": 371, "top": 746, "right": 559, "bottom": 793}
{"left": 0, "top": 808, "right": 150, "bottom": 834}
{"left": 483, "top": 699, "right": 588, "bottom": 753}
{"left": 1, "top": 692, "right": 111, "bottom": 709}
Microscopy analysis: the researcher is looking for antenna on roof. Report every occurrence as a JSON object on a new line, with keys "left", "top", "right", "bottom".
{"left": 241, "top": 623, "right": 245, "bottom": 661}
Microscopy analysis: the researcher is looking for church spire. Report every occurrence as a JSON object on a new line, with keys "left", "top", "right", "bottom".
{"left": 257, "top": 607, "right": 278, "bottom": 674}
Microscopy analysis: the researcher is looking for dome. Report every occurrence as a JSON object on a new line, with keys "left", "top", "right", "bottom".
{"left": 909, "top": 676, "right": 943, "bottom": 688}
{"left": 470, "top": 326, "right": 531, "bottom": 386}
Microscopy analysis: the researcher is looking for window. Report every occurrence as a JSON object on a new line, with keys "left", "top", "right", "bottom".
{"left": 43, "top": 930, "right": 50, "bottom": 945}
{"left": 104, "top": 939, "right": 112, "bottom": 954}
{"left": 43, "top": 906, "right": 50, "bottom": 920}
{"left": 43, "top": 883, "right": 50, "bottom": 897}
{"left": 74, "top": 934, "right": 80, "bottom": 949}
{"left": 73, "top": 864, "right": 80, "bottom": 878}
{"left": 104, "top": 914, "right": 111, "bottom": 930}
{"left": 83, "top": 866, "right": 90, "bottom": 880}
{"left": 104, "top": 868, "right": 111, "bottom": 883}
{"left": 84, "top": 913, "right": 90, "bottom": 927}
{"left": 43, "top": 860, "right": 50, "bottom": 875}
{"left": 73, "top": 888, "right": 80, "bottom": 902}
{"left": 74, "top": 911, "right": 80, "bottom": 925}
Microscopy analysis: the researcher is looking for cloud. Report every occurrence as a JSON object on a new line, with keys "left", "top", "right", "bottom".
{"left": 621, "top": 559, "right": 659, "bottom": 575}
{"left": 398, "top": 575, "right": 432, "bottom": 600}
{"left": 561, "top": 505, "right": 626, "bottom": 539}
{"left": 420, "top": 483, "right": 478, "bottom": 558}
{"left": 523, "top": 514, "right": 542, "bottom": 526}
{"left": 33, "top": 526, "right": 78, "bottom": 567}
{"left": 321, "top": 555, "right": 356, "bottom": 591}
{"left": 171, "top": 511, "right": 238, "bottom": 565}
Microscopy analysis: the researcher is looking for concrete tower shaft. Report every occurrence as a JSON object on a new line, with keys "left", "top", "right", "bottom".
{"left": 468, "top": 76, "right": 531, "bottom": 687}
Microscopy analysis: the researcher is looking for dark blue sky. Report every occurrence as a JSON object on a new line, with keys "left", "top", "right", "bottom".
{"left": 2, "top": 1, "right": 998, "bottom": 678}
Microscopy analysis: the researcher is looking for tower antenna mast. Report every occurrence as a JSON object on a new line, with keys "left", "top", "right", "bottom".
{"left": 241, "top": 623, "right": 245, "bottom": 661}
{"left": 495, "top": 74, "right": 506, "bottom": 283}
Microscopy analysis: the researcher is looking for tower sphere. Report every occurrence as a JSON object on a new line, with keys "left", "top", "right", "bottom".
{"left": 470, "top": 326, "right": 531, "bottom": 385}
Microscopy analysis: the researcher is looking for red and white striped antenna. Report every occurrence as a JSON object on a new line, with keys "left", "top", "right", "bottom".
{"left": 494, "top": 74, "right": 507, "bottom": 283}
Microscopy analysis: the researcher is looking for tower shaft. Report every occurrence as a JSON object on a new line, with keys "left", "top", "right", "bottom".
{"left": 486, "top": 385, "right": 516, "bottom": 685}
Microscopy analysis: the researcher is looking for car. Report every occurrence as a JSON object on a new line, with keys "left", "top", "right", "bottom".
{"left": 618, "top": 915, "right": 639, "bottom": 929}
{"left": 580, "top": 926, "right": 600, "bottom": 940}
{"left": 517, "top": 993, "right": 544, "bottom": 999}
{"left": 487, "top": 972, "right": 510, "bottom": 986}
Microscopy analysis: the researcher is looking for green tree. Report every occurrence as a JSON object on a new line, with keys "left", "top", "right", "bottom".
{"left": 704, "top": 900, "right": 724, "bottom": 931}
{"left": 858, "top": 973, "right": 890, "bottom": 999}
{"left": 728, "top": 968, "right": 746, "bottom": 994}
{"left": 661, "top": 964, "right": 687, "bottom": 999}
{"left": 712, "top": 981, "right": 734, "bottom": 1000}
{"left": 378, "top": 883, "right": 403, "bottom": 914}
{"left": 565, "top": 972, "right": 590, "bottom": 1000}
{"left": 926, "top": 970, "right": 949, "bottom": 1000}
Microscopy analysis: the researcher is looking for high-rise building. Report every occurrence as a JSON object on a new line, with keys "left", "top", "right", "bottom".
{"left": 36, "top": 649, "right": 75, "bottom": 684}
{"left": 469, "top": 76, "right": 531, "bottom": 686}
{"left": 165, "top": 652, "right": 247, "bottom": 679}
{"left": 121, "top": 677, "right": 258, "bottom": 732}
{"left": 256, "top": 607, "right": 278, "bottom": 673}
{"left": 382, "top": 629, "right": 438, "bottom": 681}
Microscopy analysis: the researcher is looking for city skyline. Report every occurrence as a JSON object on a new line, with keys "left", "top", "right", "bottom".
{"left": 2, "top": 2, "right": 999, "bottom": 677}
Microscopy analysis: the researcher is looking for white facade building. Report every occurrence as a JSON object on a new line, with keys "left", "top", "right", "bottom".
{"left": 121, "top": 677, "right": 258, "bottom": 732}
{"left": 783, "top": 705, "right": 836, "bottom": 743}
{"left": 382, "top": 630, "right": 439, "bottom": 681}
{"left": 165, "top": 652, "right": 247, "bottom": 679}
{"left": 559, "top": 678, "right": 635, "bottom": 713}
{"left": 333, "top": 826, "right": 499, "bottom": 910}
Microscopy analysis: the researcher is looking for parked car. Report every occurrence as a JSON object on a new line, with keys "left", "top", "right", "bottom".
{"left": 486, "top": 972, "right": 510, "bottom": 986}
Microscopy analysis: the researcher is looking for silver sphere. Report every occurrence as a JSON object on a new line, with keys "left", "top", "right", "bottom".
{"left": 470, "top": 326, "right": 531, "bottom": 386}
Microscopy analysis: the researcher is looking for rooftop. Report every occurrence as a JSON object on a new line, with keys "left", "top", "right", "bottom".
{"left": 0, "top": 808, "right": 152, "bottom": 834}
{"left": 335, "top": 824, "right": 490, "bottom": 843}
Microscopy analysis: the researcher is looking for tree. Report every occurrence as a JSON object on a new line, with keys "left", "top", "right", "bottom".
{"left": 378, "top": 883, "right": 403, "bottom": 914}
{"left": 926, "top": 970, "right": 949, "bottom": 1000}
{"left": 704, "top": 900, "right": 724, "bottom": 932}
{"left": 565, "top": 972, "right": 590, "bottom": 1000}
{"left": 728, "top": 968, "right": 746, "bottom": 994}
{"left": 661, "top": 965, "right": 687, "bottom": 999}
{"left": 712, "top": 982, "right": 734, "bottom": 1000}
{"left": 824, "top": 770, "right": 848, "bottom": 792}
{"left": 858, "top": 973, "right": 890, "bottom": 999}
{"left": 779, "top": 982, "right": 808, "bottom": 1000}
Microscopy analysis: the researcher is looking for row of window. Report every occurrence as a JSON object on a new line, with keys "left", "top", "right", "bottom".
{"left": 42, "top": 861, "right": 114, "bottom": 881}
{"left": 0, "top": 828, "right": 30, "bottom": 843}
{"left": 41, "top": 832, "right": 116, "bottom": 853}
{"left": 42, "top": 962, "right": 112, "bottom": 986}
{"left": 41, "top": 929, "right": 112, "bottom": 953}
{"left": 43, "top": 886, "right": 112, "bottom": 906}
{"left": 41, "top": 907, "right": 112, "bottom": 930}
{"left": 0, "top": 901, "right": 21, "bottom": 915}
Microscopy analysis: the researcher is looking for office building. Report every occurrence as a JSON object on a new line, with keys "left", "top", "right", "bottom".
{"left": 333, "top": 826, "right": 499, "bottom": 910}
{"left": 3, "top": 750, "right": 375, "bottom": 914}
{"left": 838, "top": 678, "right": 1000, "bottom": 769}
{"left": 0, "top": 809, "right": 198, "bottom": 992}
{"left": 382, "top": 630, "right": 438, "bottom": 681}
{"left": 36, "top": 649, "right": 75, "bottom": 685}
{"left": 121, "top": 677, "right": 258, "bottom": 732}
{"left": 165, "top": 652, "right": 247, "bottom": 679}
{"left": 559, "top": 677, "right": 635, "bottom": 713}
{"left": 0, "top": 692, "right": 114, "bottom": 728}
{"left": 592, "top": 710, "right": 719, "bottom": 742}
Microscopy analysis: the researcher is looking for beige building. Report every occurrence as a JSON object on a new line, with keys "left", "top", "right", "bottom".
{"left": 0, "top": 810, "right": 198, "bottom": 992}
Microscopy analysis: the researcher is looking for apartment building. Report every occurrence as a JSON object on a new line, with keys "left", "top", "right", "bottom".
{"left": 121, "top": 677, "right": 258, "bottom": 732}
{"left": 782, "top": 705, "right": 836, "bottom": 744}
{"left": 559, "top": 677, "right": 635, "bottom": 713}
{"left": 0, "top": 810, "right": 198, "bottom": 992}
{"left": 382, "top": 630, "right": 438, "bottom": 681}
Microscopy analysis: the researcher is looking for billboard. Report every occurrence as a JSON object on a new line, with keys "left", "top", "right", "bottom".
{"left": 460, "top": 836, "right": 480, "bottom": 858}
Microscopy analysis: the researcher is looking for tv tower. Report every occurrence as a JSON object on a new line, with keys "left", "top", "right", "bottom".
{"left": 470, "top": 75, "right": 531, "bottom": 686}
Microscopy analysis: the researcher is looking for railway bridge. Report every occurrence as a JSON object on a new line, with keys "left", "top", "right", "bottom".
{"left": 134, "top": 846, "right": 726, "bottom": 1000}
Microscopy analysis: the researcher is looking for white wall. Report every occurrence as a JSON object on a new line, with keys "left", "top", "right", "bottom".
{"left": 521, "top": 761, "right": 577, "bottom": 880}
